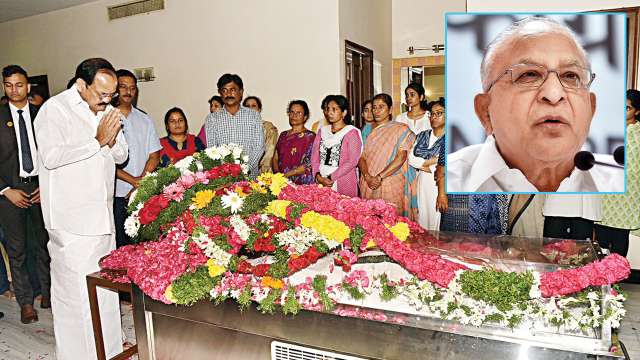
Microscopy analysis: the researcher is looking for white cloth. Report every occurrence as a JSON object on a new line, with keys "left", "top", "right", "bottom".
{"left": 409, "top": 132, "right": 440, "bottom": 230}
{"left": 48, "top": 229, "right": 123, "bottom": 360}
{"left": 394, "top": 111, "right": 431, "bottom": 135}
{"left": 34, "top": 85, "right": 127, "bottom": 359}
{"left": 318, "top": 125, "right": 360, "bottom": 191}
{"left": 543, "top": 195, "right": 602, "bottom": 221}
{"left": 115, "top": 107, "right": 162, "bottom": 197}
{"left": 35, "top": 85, "right": 128, "bottom": 235}
{"left": 8, "top": 102, "right": 38, "bottom": 177}
{"left": 447, "top": 136, "right": 624, "bottom": 193}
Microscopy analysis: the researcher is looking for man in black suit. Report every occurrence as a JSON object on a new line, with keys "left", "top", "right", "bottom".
{"left": 0, "top": 65, "right": 50, "bottom": 324}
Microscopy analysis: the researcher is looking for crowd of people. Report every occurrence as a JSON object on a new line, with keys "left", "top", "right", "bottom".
{"left": 0, "top": 16, "right": 639, "bottom": 360}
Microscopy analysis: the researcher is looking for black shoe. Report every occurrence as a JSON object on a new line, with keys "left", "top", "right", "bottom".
{"left": 0, "top": 311, "right": 4, "bottom": 319}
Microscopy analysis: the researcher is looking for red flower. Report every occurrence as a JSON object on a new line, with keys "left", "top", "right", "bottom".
{"left": 253, "top": 264, "right": 270, "bottom": 277}
{"left": 237, "top": 260, "right": 253, "bottom": 274}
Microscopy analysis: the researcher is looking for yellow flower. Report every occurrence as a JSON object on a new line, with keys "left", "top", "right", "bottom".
{"left": 207, "top": 259, "right": 226, "bottom": 278}
{"left": 234, "top": 186, "right": 249, "bottom": 197}
{"left": 265, "top": 200, "right": 291, "bottom": 218}
{"left": 269, "top": 173, "right": 289, "bottom": 196}
{"left": 386, "top": 222, "right": 410, "bottom": 242}
{"left": 164, "top": 284, "right": 177, "bottom": 303}
{"left": 366, "top": 239, "right": 377, "bottom": 249}
{"left": 300, "top": 211, "right": 350, "bottom": 243}
{"left": 250, "top": 181, "right": 267, "bottom": 194}
{"left": 192, "top": 190, "right": 215, "bottom": 209}
{"left": 257, "top": 172, "right": 274, "bottom": 185}
{"left": 261, "top": 276, "right": 284, "bottom": 289}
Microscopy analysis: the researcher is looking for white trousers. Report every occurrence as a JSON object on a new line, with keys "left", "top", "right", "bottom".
{"left": 47, "top": 229, "right": 123, "bottom": 360}
{"left": 417, "top": 169, "right": 441, "bottom": 231}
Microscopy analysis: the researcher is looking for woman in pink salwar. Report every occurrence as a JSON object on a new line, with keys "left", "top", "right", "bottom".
{"left": 311, "top": 95, "right": 362, "bottom": 197}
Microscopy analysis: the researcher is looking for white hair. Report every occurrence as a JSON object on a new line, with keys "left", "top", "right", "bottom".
{"left": 480, "top": 16, "right": 590, "bottom": 92}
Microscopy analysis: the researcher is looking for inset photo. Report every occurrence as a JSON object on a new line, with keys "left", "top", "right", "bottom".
{"left": 446, "top": 13, "right": 626, "bottom": 193}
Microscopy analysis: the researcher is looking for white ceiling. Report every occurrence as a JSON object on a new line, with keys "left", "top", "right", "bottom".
{"left": 0, "top": 0, "right": 98, "bottom": 23}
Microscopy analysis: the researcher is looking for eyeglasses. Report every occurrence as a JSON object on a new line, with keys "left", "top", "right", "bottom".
{"left": 288, "top": 110, "right": 305, "bottom": 117}
{"left": 430, "top": 111, "right": 444, "bottom": 118}
{"left": 220, "top": 87, "right": 240, "bottom": 94}
{"left": 89, "top": 85, "right": 118, "bottom": 101}
{"left": 486, "top": 63, "right": 595, "bottom": 92}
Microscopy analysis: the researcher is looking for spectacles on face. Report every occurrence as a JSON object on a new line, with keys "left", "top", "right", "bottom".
{"left": 430, "top": 111, "right": 445, "bottom": 118}
{"left": 627, "top": 106, "right": 633, "bottom": 111}
{"left": 288, "top": 110, "right": 305, "bottom": 117}
{"left": 220, "top": 87, "right": 240, "bottom": 95}
{"left": 89, "top": 85, "right": 118, "bottom": 101}
{"left": 486, "top": 63, "right": 595, "bottom": 92}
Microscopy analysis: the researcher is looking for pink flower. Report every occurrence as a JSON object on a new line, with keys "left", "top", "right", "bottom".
{"left": 163, "top": 183, "right": 185, "bottom": 202}
{"left": 194, "top": 171, "right": 209, "bottom": 185}
{"left": 177, "top": 174, "right": 196, "bottom": 189}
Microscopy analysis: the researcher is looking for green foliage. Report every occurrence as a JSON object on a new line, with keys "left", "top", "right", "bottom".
{"left": 237, "top": 284, "right": 252, "bottom": 311}
{"left": 171, "top": 266, "right": 220, "bottom": 306}
{"left": 312, "top": 275, "right": 335, "bottom": 311}
{"left": 257, "top": 288, "right": 282, "bottom": 314}
{"left": 460, "top": 270, "right": 533, "bottom": 312}
{"left": 213, "top": 235, "right": 232, "bottom": 252}
{"left": 484, "top": 313, "right": 505, "bottom": 323}
{"left": 240, "top": 192, "right": 276, "bottom": 215}
{"left": 129, "top": 167, "right": 181, "bottom": 212}
{"left": 312, "top": 241, "right": 329, "bottom": 254}
{"left": 341, "top": 283, "right": 365, "bottom": 300}
{"left": 507, "top": 314, "right": 523, "bottom": 328}
{"left": 282, "top": 286, "right": 302, "bottom": 315}
{"left": 288, "top": 203, "right": 307, "bottom": 219}
{"left": 378, "top": 273, "right": 398, "bottom": 302}
{"left": 246, "top": 232, "right": 259, "bottom": 251}
{"left": 348, "top": 225, "right": 366, "bottom": 256}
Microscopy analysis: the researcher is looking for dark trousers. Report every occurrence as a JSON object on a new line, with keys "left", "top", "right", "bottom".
{"left": 543, "top": 216, "right": 594, "bottom": 240}
{"left": 0, "top": 227, "right": 9, "bottom": 294}
{"left": 114, "top": 196, "right": 132, "bottom": 248}
{"left": 0, "top": 181, "right": 50, "bottom": 306}
{"left": 594, "top": 224, "right": 630, "bottom": 257}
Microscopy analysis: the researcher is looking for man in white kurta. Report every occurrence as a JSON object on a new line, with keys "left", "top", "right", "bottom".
{"left": 34, "top": 58, "right": 127, "bottom": 359}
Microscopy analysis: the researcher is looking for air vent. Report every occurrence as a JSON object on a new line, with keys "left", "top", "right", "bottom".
{"left": 271, "top": 341, "right": 367, "bottom": 360}
{"left": 108, "top": 0, "right": 164, "bottom": 20}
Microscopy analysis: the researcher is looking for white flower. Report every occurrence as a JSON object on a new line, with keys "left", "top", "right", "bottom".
{"left": 174, "top": 156, "right": 193, "bottom": 173}
{"left": 229, "top": 215, "right": 251, "bottom": 241}
{"left": 241, "top": 164, "right": 249, "bottom": 174}
{"left": 124, "top": 213, "right": 140, "bottom": 237}
{"left": 219, "top": 146, "right": 231, "bottom": 158}
{"left": 529, "top": 272, "right": 542, "bottom": 299}
{"left": 242, "top": 155, "right": 249, "bottom": 163}
{"left": 221, "top": 191, "right": 244, "bottom": 213}
{"left": 232, "top": 146, "right": 243, "bottom": 159}
{"left": 127, "top": 189, "right": 139, "bottom": 206}
{"left": 205, "top": 147, "right": 222, "bottom": 160}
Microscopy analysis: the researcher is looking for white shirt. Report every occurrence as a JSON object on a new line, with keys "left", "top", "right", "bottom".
{"left": 34, "top": 85, "right": 128, "bottom": 236}
{"left": 395, "top": 111, "right": 431, "bottom": 135}
{"left": 542, "top": 195, "right": 602, "bottom": 221}
{"left": 447, "top": 136, "right": 624, "bottom": 193}
{"left": 115, "top": 107, "right": 162, "bottom": 197}
{"left": 9, "top": 102, "right": 38, "bottom": 177}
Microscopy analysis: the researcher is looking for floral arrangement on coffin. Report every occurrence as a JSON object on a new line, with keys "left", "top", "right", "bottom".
{"left": 100, "top": 144, "right": 631, "bottom": 332}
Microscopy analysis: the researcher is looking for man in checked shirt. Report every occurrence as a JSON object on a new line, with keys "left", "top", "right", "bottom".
{"left": 199, "top": 74, "right": 265, "bottom": 178}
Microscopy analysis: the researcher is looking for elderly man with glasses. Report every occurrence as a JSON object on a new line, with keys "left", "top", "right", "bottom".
{"left": 447, "top": 16, "right": 623, "bottom": 193}
{"left": 34, "top": 58, "right": 127, "bottom": 359}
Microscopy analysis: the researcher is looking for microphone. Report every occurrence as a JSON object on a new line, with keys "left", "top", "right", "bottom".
{"left": 613, "top": 146, "right": 624, "bottom": 165}
{"left": 574, "top": 151, "right": 624, "bottom": 171}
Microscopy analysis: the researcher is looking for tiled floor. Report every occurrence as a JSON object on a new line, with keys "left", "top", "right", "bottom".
{"left": 0, "top": 285, "right": 638, "bottom": 359}
{"left": 0, "top": 295, "right": 136, "bottom": 360}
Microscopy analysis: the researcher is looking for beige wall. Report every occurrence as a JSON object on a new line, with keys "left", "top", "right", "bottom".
{"left": 0, "top": 0, "right": 342, "bottom": 134}
{"left": 339, "top": 0, "right": 392, "bottom": 94}
{"left": 392, "top": 0, "right": 466, "bottom": 59}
